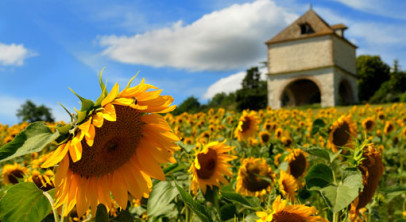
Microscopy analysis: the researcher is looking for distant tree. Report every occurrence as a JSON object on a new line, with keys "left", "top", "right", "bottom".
{"left": 16, "top": 100, "right": 55, "bottom": 123}
{"left": 207, "top": 92, "right": 236, "bottom": 109}
{"left": 369, "top": 59, "right": 406, "bottom": 103}
{"left": 357, "top": 55, "right": 390, "bottom": 102}
{"left": 172, "top": 96, "right": 201, "bottom": 115}
{"left": 236, "top": 67, "right": 267, "bottom": 111}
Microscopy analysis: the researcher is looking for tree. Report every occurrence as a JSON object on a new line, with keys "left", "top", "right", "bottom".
{"left": 172, "top": 96, "right": 201, "bottom": 115}
{"left": 236, "top": 67, "right": 267, "bottom": 111}
{"left": 16, "top": 100, "right": 55, "bottom": 123}
{"left": 369, "top": 59, "right": 406, "bottom": 103}
{"left": 356, "top": 55, "right": 390, "bottom": 102}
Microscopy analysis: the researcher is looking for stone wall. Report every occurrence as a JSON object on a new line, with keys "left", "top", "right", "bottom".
{"left": 332, "top": 36, "right": 356, "bottom": 74}
{"left": 267, "top": 36, "right": 333, "bottom": 74}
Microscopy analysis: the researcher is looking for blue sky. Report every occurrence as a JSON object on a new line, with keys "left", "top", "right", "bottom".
{"left": 1, "top": 0, "right": 405, "bottom": 125}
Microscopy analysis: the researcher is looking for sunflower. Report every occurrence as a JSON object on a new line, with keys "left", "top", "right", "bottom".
{"left": 259, "top": 131, "right": 271, "bottom": 145}
{"left": 327, "top": 115, "right": 357, "bottom": 152}
{"left": 361, "top": 117, "right": 375, "bottom": 132}
{"left": 278, "top": 171, "right": 298, "bottom": 201}
{"left": 29, "top": 170, "right": 55, "bottom": 191}
{"left": 256, "top": 196, "right": 327, "bottom": 222}
{"left": 350, "top": 144, "right": 384, "bottom": 220}
{"left": 41, "top": 76, "right": 179, "bottom": 217}
{"left": 190, "top": 141, "right": 236, "bottom": 194}
{"left": 234, "top": 110, "right": 259, "bottom": 141}
{"left": 236, "top": 157, "right": 274, "bottom": 198}
{"left": 1, "top": 163, "right": 29, "bottom": 185}
{"left": 383, "top": 121, "right": 394, "bottom": 135}
{"left": 285, "top": 149, "right": 308, "bottom": 179}
{"left": 275, "top": 128, "right": 283, "bottom": 139}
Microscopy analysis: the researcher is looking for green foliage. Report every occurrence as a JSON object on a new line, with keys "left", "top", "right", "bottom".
{"left": 16, "top": 100, "right": 55, "bottom": 123}
{"left": 95, "top": 204, "right": 109, "bottom": 222}
{"left": 356, "top": 55, "right": 390, "bottom": 102}
{"left": 207, "top": 92, "right": 236, "bottom": 110}
{"left": 0, "top": 182, "right": 52, "bottom": 222}
{"left": 147, "top": 181, "right": 179, "bottom": 218}
{"left": 0, "top": 122, "right": 59, "bottom": 162}
{"left": 236, "top": 67, "right": 267, "bottom": 111}
{"left": 172, "top": 96, "right": 201, "bottom": 115}
{"left": 369, "top": 60, "right": 406, "bottom": 103}
{"left": 175, "top": 183, "right": 213, "bottom": 222}
{"left": 319, "top": 168, "right": 363, "bottom": 213}
{"left": 305, "top": 163, "right": 334, "bottom": 189}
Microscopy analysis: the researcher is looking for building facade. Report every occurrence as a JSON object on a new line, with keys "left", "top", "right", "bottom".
{"left": 266, "top": 9, "right": 358, "bottom": 109}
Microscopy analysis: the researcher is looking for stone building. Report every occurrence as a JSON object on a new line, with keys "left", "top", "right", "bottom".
{"left": 266, "top": 9, "right": 358, "bottom": 109}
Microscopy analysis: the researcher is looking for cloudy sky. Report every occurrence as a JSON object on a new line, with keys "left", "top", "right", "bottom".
{"left": 1, "top": 0, "right": 405, "bottom": 124}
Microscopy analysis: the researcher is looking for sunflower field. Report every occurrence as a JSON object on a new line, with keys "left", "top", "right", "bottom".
{"left": 0, "top": 75, "right": 405, "bottom": 222}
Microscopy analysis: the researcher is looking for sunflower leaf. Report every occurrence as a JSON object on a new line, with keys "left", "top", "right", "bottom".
{"left": 175, "top": 183, "right": 213, "bottom": 222}
{"left": 95, "top": 68, "right": 108, "bottom": 107}
{"left": 125, "top": 71, "right": 140, "bottom": 89}
{"left": 147, "top": 181, "right": 178, "bottom": 218}
{"left": 319, "top": 168, "right": 363, "bottom": 213}
{"left": 305, "top": 163, "right": 333, "bottom": 189}
{"left": 0, "top": 122, "right": 59, "bottom": 162}
{"left": 311, "top": 118, "right": 326, "bottom": 135}
{"left": 220, "top": 190, "right": 255, "bottom": 208}
{"left": 95, "top": 204, "right": 109, "bottom": 222}
{"left": 0, "top": 182, "right": 52, "bottom": 222}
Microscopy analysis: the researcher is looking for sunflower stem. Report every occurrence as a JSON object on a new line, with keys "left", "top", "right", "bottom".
{"left": 332, "top": 211, "right": 339, "bottom": 222}
{"left": 43, "top": 191, "right": 60, "bottom": 222}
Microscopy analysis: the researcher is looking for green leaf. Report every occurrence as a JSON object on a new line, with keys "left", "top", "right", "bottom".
{"left": 95, "top": 204, "right": 109, "bottom": 222}
{"left": 95, "top": 68, "right": 108, "bottom": 107}
{"left": 320, "top": 168, "right": 363, "bottom": 213}
{"left": 113, "top": 210, "right": 134, "bottom": 222}
{"left": 0, "top": 182, "right": 52, "bottom": 222}
{"left": 163, "top": 163, "right": 188, "bottom": 175}
{"left": 147, "top": 181, "right": 178, "bottom": 218}
{"left": 304, "top": 147, "right": 339, "bottom": 163}
{"left": 176, "top": 141, "right": 195, "bottom": 153}
{"left": 305, "top": 163, "right": 333, "bottom": 189}
{"left": 220, "top": 204, "right": 236, "bottom": 221}
{"left": 220, "top": 190, "right": 254, "bottom": 208}
{"left": 175, "top": 183, "right": 213, "bottom": 222}
{"left": 125, "top": 72, "right": 140, "bottom": 89}
{"left": 311, "top": 119, "right": 326, "bottom": 135}
{"left": 69, "top": 88, "right": 95, "bottom": 112}
{"left": 0, "top": 122, "right": 59, "bottom": 162}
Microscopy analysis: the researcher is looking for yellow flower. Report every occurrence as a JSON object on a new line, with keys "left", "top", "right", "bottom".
{"left": 327, "top": 115, "right": 357, "bottom": 152}
{"left": 236, "top": 157, "right": 274, "bottom": 198}
{"left": 256, "top": 196, "right": 328, "bottom": 222}
{"left": 361, "top": 117, "right": 375, "bottom": 132}
{"left": 285, "top": 149, "right": 308, "bottom": 179}
{"left": 234, "top": 110, "right": 259, "bottom": 141}
{"left": 1, "top": 163, "right": 29, "bottom": 185}
{"left": 29, "top": 170, "right": 55, "bottom": 191}
{"left": 259, "top": 131, "right": 271, "bottom": 145}
{"left": 383, "top": 121, "right": 394, "bottom": 135}
{"left": 190, "top": 141, "right": 236, "bottom": 194}
{"left": 278, "top": 171, "right": 298, "bottom": 202}
{"left": 41, "top": 77, "right": 179, "bottom": 217}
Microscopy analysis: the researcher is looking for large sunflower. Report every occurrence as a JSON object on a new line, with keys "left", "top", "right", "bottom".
{"left": 236, "top": 157, "right": 274, "bottom": 198}
{"left": 256, "top": 196, "right": 327, "bottom": 222}
{"left": 41, "top": 75, "right": 179, "bottom": 217}
{"left": 327, "top": 115, "right": 357, "bottom": 152}
{"left": 190, "top": 141, "right": 236, "bottom": 194}
{"left": 234, "top": 110, "right": 259, "bottom": 141}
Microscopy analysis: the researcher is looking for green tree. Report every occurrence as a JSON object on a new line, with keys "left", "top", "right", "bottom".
{"left": 172, "top": 96, "right": 201, "bottom": 115}
{"left": 236, "top": 67, "right": 267, "bottom": 111}
{"left": 207, "top": 92, "right": 236, "bottom": 109}
{"left": 356, "top": 55, "right": 390, "bottom": 102}
{"left": 16, "top": 100, "right": 55, "bottom": 123}
{"left": 369, "top": 59, "right": 406, "bottom": 103}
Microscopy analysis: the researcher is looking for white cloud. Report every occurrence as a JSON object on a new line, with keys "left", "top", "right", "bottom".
{"left": 330, "top": 0, "right": 406, "bottom": 19}
{"left": 99, "top": 0, "right": 296, "bottom": 71}
{"left": 203, "top": 67, "right": 267, "bottom": 99}
{"left": 0, "top": 43, "right": 36, "bottom": 66}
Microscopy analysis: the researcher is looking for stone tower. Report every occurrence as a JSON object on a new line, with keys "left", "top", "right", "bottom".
{"left": 266, "top": 9, "right": 358, "bottom": 109}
